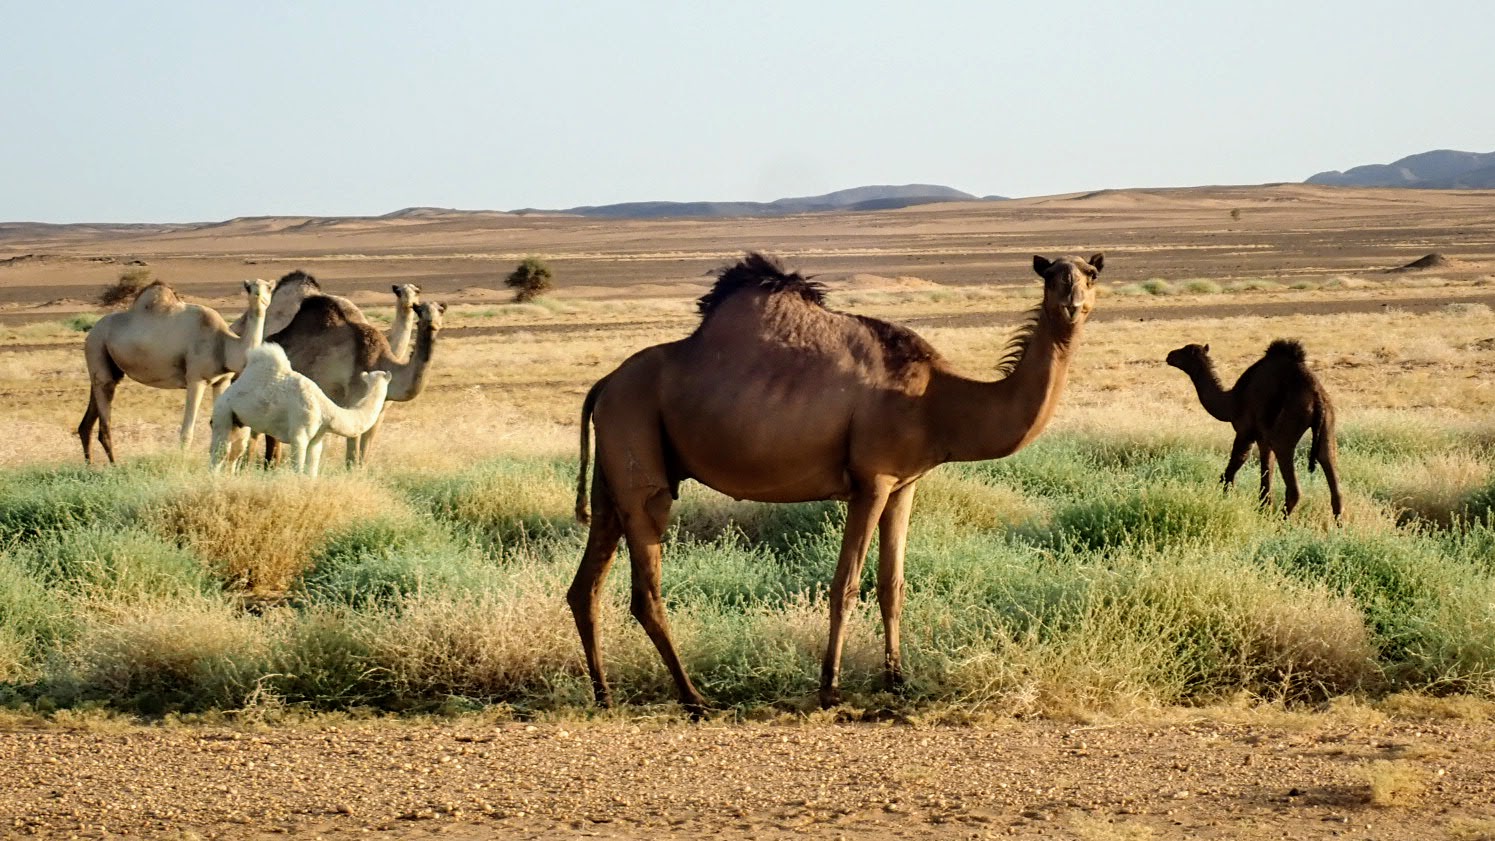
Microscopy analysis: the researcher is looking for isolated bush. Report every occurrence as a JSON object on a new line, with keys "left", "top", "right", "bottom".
{"left": 504, "top": 257, "right": 554, "bottom": 303}
{"left": 96, "top": 267, "right": 153, "bottom": 309}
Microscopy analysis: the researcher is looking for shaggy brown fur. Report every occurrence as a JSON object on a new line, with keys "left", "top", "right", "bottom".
{"left": 571, "top": 251, "right": 1101, "bottom": 716}
{"left": 1166, "top": 339, "right": 1343, "bottom": 518}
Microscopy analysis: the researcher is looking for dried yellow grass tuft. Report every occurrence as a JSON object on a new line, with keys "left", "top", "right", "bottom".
{"left": 146, "top": 474, "right": 412, "bottom": 593}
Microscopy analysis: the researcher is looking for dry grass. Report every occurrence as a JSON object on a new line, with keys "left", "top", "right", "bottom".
{"left": 95, "top": 267, "right": 154, "bottom": 309}
{"left": 145, "top": 474, "right": 412, "bottom": 593}
{"left": 1363, "top": 759, "right": 1429, "bottom": 807}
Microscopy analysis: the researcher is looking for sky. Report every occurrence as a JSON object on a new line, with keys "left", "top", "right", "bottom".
{"left": 3, "top": 0, "right": 1491, "bottom": 223}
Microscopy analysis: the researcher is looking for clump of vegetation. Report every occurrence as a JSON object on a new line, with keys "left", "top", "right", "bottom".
{"left": 96, "top": 267, "right": 154, "bottom": 309}
{"left": 1181, "top": 278, "right": 1223, "bottom": 294}
{"left": 2, "top": 425, "right": 1495, "bottom": 716}
{"left": 504, "top": 257, "right": 554, "bottom": 303}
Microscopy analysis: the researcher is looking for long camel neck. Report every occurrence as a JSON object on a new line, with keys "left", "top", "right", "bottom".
{"left": 1181, "top": 362, "right": 1234, "bottom": 421}
{"left": 388, "top": 304, "right": 416, "bottom": 361}
{"left": 381, "top": 318, "right": 436, "bottom": 401}
{"left": 326, "top": 382, "right": 389, "bottom": 437}
{"left": 930, "top": 311, "right": 1080, "bottom": 463}
{"left": 225, "top": 302, "right": 268, "bottom": 373}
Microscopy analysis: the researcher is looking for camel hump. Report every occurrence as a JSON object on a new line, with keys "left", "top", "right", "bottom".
{"left": 274, "top": 269, "right": 321, "bottom": 293}
{"left": 696, "top": 252, "right": 826, "bottom": 317}
{"left": 131, "top": 281, "right": 184, "bottom": 313}
{"left": 283, "top": 294, "right": 356, "bottom": 331}
{"left": 1265, "top": 339, "right": 1307, "bottom": 363}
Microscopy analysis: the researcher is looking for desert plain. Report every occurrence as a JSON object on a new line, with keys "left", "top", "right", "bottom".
{"left": 3, "top": 184, "right": 1495, "bottom": 839}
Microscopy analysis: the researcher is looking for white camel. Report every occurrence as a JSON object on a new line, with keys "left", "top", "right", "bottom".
{"left": 209, "top": 343, "right": 392, "bottom": 477}
{"left": 79, "top": 278, "right": 272, "bottom": 463}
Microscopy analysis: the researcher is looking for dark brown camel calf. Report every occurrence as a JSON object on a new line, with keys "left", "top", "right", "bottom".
{"left": 1165, "top": 339, "right": 1343, "bottom": 518}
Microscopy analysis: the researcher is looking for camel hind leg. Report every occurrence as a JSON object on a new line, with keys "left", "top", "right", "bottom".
{"left": 80, "top": 338, "right": 123, "bottom": 464}
{"left": 620, "top": 486, "right": 708, "bottom": 717}
{"left": 79, "top": 380, "right": 120, "bottom": 464}
{"left": 567, "top": 478, "right": 625, "bottom": 708}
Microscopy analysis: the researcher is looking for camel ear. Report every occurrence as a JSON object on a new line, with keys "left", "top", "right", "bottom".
{"left": 1203, "top": 344, "right": 1210, "bottom": 354}
{"left": 391, "top": 285, "right": 399, "bottom": 294}
{"left": 1089, "top": 253, "right": 1104, "bottom": 273}
{"left": 437, "top": 302, "right": 448, "bottom": 313}
{"left": 1032, "top": 255, "right": 1052, "bottom": 277}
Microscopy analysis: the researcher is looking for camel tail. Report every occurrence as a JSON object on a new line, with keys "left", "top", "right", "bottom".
{"left": 575, "top": 375, "right": 609, "bottom": 524}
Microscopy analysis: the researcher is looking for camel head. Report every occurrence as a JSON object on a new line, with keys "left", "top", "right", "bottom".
{"left": 392, "top": 283, "right": 421, "bottom": 309}
{"left": 242, "top": 278, "right": 273, "bottom": 313}
{"left": 1032, "top": 254, "right": 1102, "bottom": 326}
{"left": 1165, "top": 343, "right": 1212, "bottom": 372}
{"left": 415, "top": 301, "right": 446, "bottom": 332}
{"left": 359, "top": 370, "right": 394, "bottom": 388}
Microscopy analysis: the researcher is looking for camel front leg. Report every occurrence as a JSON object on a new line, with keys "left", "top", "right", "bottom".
{"left": 876, "top": 481, "right": 916, "bottom": 692}
{"left": 180, "top": 380, "right": 208, "bottom": 450}
{"left": 288, "top": 435, "right": 310, "bottom": 474}
{"left": 821, "top": 478, "right": 894, "bottom": 709}
{"left": 306, "top": 438, "right": 326, "bottom": 478}
{"left": 1321, "top": 449, "right": 1344, "bottom": 521}
{"left": 350, "top": 408, "right": 386, "bottom": 467}
{"left": 1221, "top": 430, "right": 1253, "bottom": 489}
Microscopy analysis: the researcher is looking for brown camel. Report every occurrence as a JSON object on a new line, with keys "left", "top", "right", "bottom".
{"left": 79, "top": 278, "right": 272, "bottom": 463}
{"left": 263, "top": 296, "right": 445, "bottom": 466}
{"left": 1165, "top": 340, "right": 1343, "bottom": 518}
{"left": 570, "top": 252, "right": 1102, "bottom": 715}
{"left": 232, "top": 271, "right": 420, "bottom": 358}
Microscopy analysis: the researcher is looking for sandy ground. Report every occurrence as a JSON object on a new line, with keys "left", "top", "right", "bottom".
{"left": 2, "top": 713, "right": 1493, "bottom": 840}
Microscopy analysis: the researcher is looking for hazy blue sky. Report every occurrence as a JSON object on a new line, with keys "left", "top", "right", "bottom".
{"left": 3, "top": 1, "right": 1490, "bottom": 222}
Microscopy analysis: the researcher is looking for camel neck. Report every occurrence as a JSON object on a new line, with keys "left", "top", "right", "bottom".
{"left": 384, "top": 319, "right": 436, "bottom": 401}
{"left": 931, "top": 312, "right": 1078, "bottom": 463}
{"left": 389, "top": 304, "right": 416, "bottom": 361}
{"left": 226, "top": 303, "right": 267, "bottom": 373}
{"left": 1182, "top": 363, "right": 1233, "bottom": 421}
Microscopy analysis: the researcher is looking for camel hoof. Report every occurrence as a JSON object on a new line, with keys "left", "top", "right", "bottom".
{"left": 683, "top": 699, "right": 711, "bottom": 721}
{"left": 883, "top": 670, "right": 907, "bottom": 693}
{"left": 818, "top": 687, "right": 843, "bottom": 709}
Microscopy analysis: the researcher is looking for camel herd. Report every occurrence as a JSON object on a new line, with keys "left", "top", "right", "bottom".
{"left": 75, "top": 253, "right": 1344, "bottom": 715}
{"left": 78, "top": 271, "right": 443, "bottom": 471}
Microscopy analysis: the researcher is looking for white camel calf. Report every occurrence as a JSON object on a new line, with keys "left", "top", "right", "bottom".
{"left": 210, "top": 343, "right": 391, "bottom": 477}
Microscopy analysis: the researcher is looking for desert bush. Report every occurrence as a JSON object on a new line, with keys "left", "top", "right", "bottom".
{"left": 1182, "top": 278, "right": 1223, "bottom": 294}
{"left": 1140, "top": 278, "right": 1176, "bottom": 295}
{"left": 95, "top": 267, "right": 153, "bottom": 309}
{"left": 299, "top": 518, "right": 492, "bottom": 607}
{"left": 504, "top": 257, "right": 554, "bottom": 303}
{"left": 1041, "top": 483, "right": 1256, "bottom": 551}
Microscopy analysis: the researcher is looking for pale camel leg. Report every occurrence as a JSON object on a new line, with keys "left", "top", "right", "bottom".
{"left": 621, "top": 488, "right": 708, "bottom": 717}
{"left": 289, "top": 436, "right": 309, "bottom": 474}
{"left": 80, "top": 378, "right": 120, "bottom": 464}
{"left": 306, "top": 438, "right": 325, "bottom": 478}
{"left": 567, "top": 482, "right": 624, "bottom": 708}
{"left": 820, "top": 478, "right": 893, "bottom": 709}
{"left": 876, "top": 482, "right": 916, "bottom": 691}
{"left": 180, "top": 380, "right": 207, "bottom": 449}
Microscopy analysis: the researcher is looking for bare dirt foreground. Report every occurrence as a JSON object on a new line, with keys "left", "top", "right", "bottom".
{"left": 2, "top": 713, "right": 1494, "bottom": 840}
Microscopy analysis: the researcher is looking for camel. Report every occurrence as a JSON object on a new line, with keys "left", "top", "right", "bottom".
{"left": 231, "top": 271, "right": 422, "bottom": 361}
{"left": 263, "top": 297, "right": 445, "bottom": 465}
{"left": 209, "top": 343, "right": 392, "bottom": 477}
{"left": 78, "top": 278, "right": 273, "bottom": 463}
{"left": 1165, "top": 340, "right": 1343, "bottom": 518}
{"left": 569, "top": 251, "right": 1102, "bottom": 715}
{"left": 231, "top": 273, "right": 421, "bottom": 358}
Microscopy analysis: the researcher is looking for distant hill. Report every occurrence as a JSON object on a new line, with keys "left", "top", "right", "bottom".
{"left": 1306, "top": 149, "right": 1495, "bottom": 189}
{"left": 549, "top": 184, "right": 988, "bottom": 219}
